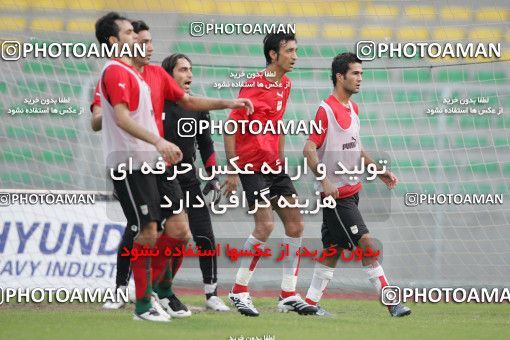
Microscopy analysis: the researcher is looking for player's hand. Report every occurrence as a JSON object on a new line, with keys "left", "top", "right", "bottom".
{"left": 221, "top": 174, "right": 239, "bottom": 197}
{"left": 228, "top": 98, "right": 254, "bottom": 115}
{"left": 203, "top": 177, "right": 222, "bottom": 205}
{"left": 322, "top": 179, "right": 339, "bottom": 199}
{"left": 379, "top": 170, "right": 398, "bottom": 190}
{"left": 155, "top": 139, "right": 183, "bottom": 165}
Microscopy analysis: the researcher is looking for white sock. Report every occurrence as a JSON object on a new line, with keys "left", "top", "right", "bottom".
{"left": 234, "top": 234, "right": 266, "bottom": 287}
{"left": 281, "top": 235, "right": 302, "bottom": 293}
{"left": 305, "top": 262, "right": 335, "bottom": 304}
{"left": 204, "top": 283, "right": 217, "bottom": 295}
{"left": 363, "top": 261, "right": 388, "bottom": 294}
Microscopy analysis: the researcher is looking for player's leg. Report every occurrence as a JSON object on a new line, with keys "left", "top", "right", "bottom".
{"left": 182, "top": 174, "right": 229, "bottom": 311}
{"left": 357, "top": 233, "right": 410, "bottom": 317}
{"left": 229, "top": 171, "right": 275, "bottom": 316}
{"left": 103, "top": 224, "right": 134, "bottom": 309}
{"left": 103, "top": 187, "right": 134, "bottom": 309}
{"left": 304, "top": 194, "right": 362, "bottom": 315}
{"left": 116, "top": 225, "right": 134, "bottom": 289}
{"left": 112, "top": 172, "right": 169, "bottom": 322}
{"left": 304, "top": 209, "right": 341, "bottom": 316}
{"left": 273, "top": 198, "right": 303, "bottom": 299}
{"left": 270, "top": 174, "right": 318, "bottom": 315}
{"left": 347, "top": 192, "right": 409, "bottom": 316}
{"left": 305, "top": 250, "right": 338, "bottom": 317}
{"left": 331, "top": 193, "right": 410, "bottom": 317}
{"left": 274, "top": 202, "right": 318, "bottom": 315}
{"left": 131, "top": 221, "right": 160, "bottom": 317}
{"left": 156, "top": 211, "right": 193, "bottom": 317}
{"left": 229, "top": 206, "right": 274, "bottom": 316}
{"left": 358, "top": 232, "right": 387, "bottom": 291}
{"left": 152, "top": 172, "right": 192, "bottom": 318}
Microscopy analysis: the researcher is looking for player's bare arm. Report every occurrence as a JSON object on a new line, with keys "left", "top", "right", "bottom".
{"left": 361, "top": 148, "right": 397, "bottom": 189}
{"left": 222, "top": 127, "right": 239, "bottom": 197}
{"left": 177, "top": 94, "right": 254, "bottom": 115}
{"left": 113, "top": 102, "right": 183, "bottom": 164}
{"left": 279, "top": 133, "right": 285, "bottom": 162}
{"left": 91, "top": 104, "right": 102, "bottom": 131}
{"left": 303, "top": 140, "right": 338, "bottom": 198}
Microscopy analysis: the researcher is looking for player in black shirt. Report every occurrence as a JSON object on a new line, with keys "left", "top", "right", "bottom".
{"left": 161, "top": 53, "right": 230, "bottom": 312}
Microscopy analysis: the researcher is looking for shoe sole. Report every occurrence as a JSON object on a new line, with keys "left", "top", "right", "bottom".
{"left": 238, "top": 310, "right": 259, "bottom": 317}
{"left": 166, "top": 311, "right": 192, "bottom": 318}
{"left": 278, "top": 306, "right": 317, "bottom": 315}
{"left": 151, "top": 296, "right": 172, "bottom": 319}
{"left": 229, "top": 299, "right": 259, "bottom": 316}
{"left": 133, "top": 314, "right": 170, "bottom": 322}
{"left": 393, "top": 310, "right": 412, "bottom": 317}
{"left": 205, "top": 299, "right": 231, "bottom": 312}
{"left": 159, "top": 299, "right": 192, "bottom": 318}
{"left": 230, "top": 303, "right": 259, "bottom": 317}
{"left": 206, "top": 306, "right": 231, "bottom": 312}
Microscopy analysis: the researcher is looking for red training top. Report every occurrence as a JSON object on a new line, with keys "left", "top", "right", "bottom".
{"left": 229, "top": 72, "right": 291, "bottom": 172}
{"left": 92, "top": 62, "right": 185, "bottom": 137}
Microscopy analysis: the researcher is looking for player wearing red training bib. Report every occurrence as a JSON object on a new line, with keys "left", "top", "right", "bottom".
{"left": 92, "top": 19, "right": 253, "bottom": 320}
{"left": 308, "top": 95, "right": 362, "bottom": 199}
{"left": 93, "top": 20, "right": 192, "bottom": 319}
{"left": 92, "top": 64, "right": 185, "bottom": 136}
{"left": 95, "top": 12, "right": 184, "bottom": 323}
{"left": 302, "top": 52, "right": 411, "bottom": 318}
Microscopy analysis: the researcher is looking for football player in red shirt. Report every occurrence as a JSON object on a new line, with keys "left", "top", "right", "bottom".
{"left": 93, "top": 14, "right": 252, "bottom": 322}
{"left": 223, "top": 33, "right": 317, "bottom": 316}
{"left": 303, "top": 52, "right": 410, "bottom": 317}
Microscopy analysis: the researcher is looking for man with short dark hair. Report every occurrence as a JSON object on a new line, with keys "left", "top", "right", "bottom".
{"left": 223, "top": 33, "right": 318, "bottom": 317}
{"left": 95, "top": 12, "right": 182, "bottom": 322}
{"left": 93, "top": 14, "right": 252, "bottom": 321}
{"left": 303, "top": 52, "right": 411, "bottom": 317}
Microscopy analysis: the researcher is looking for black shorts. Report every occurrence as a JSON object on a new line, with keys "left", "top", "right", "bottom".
{"left": 159, "top": 167, "right": 184, "bottom": 220}
{"left": 321, "top": 193, "right": 369, "bottom": 251}
{"left": 238, "top": 172, "right": 297, "bottom": 208}
{"left": 112, "top": 169, "right": 183, "bottom": 235}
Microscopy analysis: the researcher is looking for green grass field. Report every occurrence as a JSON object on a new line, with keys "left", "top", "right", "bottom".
{"left": 1, "top": 295, "right": 509, "bottom": 340}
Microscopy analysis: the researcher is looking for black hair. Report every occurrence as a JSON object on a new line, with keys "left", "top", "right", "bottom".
{"left": 95, "top": 12, "right": 129, "bottom": 48}
{"left": 131, "top": 20, "right": 149, "bottom": 34}
{"left": 331, "top": 52, "right": 362, "bottom": 86}
{"left": 162, "top": 53, "right": 192, "bottom": 76}
{"left": 263, "top": 32, "right": 297, "bottom": 65}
